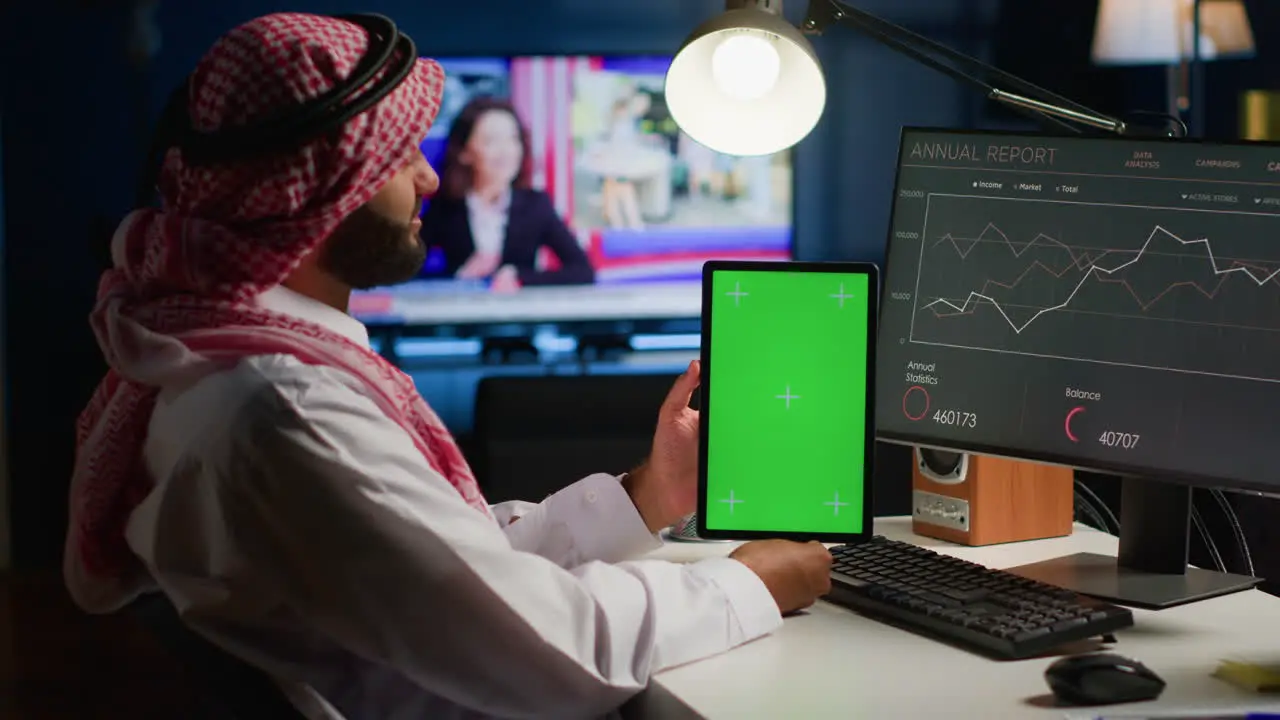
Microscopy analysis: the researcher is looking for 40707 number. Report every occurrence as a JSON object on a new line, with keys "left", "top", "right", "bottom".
{"left": 1098, "top": 432, "right": 1140, "bottom": 449}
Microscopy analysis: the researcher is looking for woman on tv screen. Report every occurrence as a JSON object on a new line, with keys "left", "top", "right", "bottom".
{"left": 422, "top": 96, "right": 596, "bottom": 292}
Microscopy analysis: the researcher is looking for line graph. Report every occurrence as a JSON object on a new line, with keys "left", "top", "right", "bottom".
{"left": 925, "top": 223, "right": 1280, "bottom": 333}
{"left": 909, "top": 194, "right": 1280, "bottom": 382}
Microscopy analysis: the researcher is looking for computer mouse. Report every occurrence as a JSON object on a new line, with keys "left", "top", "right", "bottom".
{"left": 1044, "top": 652, "right": 1167, "bottom": 706}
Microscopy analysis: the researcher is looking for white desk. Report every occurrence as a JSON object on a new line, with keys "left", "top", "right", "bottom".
{"left": 629, "top": 517, "right": 1280, "bottom": 719}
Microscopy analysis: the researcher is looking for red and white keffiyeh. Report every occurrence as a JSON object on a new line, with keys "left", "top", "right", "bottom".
{"left": 65, "top": 12, "right": 491, "bottom": 613}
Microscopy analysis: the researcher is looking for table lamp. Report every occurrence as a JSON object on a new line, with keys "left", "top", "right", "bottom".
{"left": 664, "top": 0, "right": 1137, "bottom": 159}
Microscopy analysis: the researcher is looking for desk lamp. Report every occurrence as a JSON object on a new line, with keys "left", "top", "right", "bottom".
{"left": 664, "top": 0, "right": 1138, "bottom": 160}
{"left": 1092, "top": 0, "right": 1255, "bottom": 135}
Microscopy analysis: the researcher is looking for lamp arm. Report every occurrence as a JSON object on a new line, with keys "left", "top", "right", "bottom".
{"left": 815, "top": 0, "right": 1100, "bottom": 117}
{"left": 804, "top": 0, "right": 1128, "bottom": 135}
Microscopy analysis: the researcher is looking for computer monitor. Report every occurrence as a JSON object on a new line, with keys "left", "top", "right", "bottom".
{"left": 350, "top": 55, "right": 794, "bottom": 328}
{"left": 876, "top": 127, "right": 1280, "bottom": 608}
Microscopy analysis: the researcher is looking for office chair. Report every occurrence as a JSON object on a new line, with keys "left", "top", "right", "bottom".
{"left": 130, "top": 592, "right": 305, "bottom": 720}
{"left": 470, "top": 373, "right": 677, "bottom": 502}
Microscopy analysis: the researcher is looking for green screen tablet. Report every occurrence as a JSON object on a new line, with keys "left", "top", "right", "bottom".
{"left": 697, "top": 261, "right": 878, "bottom": 542}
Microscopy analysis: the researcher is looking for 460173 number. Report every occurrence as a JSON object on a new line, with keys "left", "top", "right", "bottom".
{"left": 933, "top": 410, "right": 977, "bottom": 428}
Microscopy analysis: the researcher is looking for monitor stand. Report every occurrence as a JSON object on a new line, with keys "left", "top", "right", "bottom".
{"left": 1005, "top": 476, "right": 1261, "bottom": 610}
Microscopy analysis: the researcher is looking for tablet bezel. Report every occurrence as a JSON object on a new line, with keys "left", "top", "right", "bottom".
{"left": 696, "top": 260, "right": 879, "bottom": 543}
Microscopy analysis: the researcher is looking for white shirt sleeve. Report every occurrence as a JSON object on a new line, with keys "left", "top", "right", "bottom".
{"left": 496, "top": 475, "right": 664, "bottom": 567}
{"left": 205, "top": 376, "right": 781, "bottom": 719}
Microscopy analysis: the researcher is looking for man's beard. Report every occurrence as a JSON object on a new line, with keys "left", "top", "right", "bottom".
{"left": 317, "top": 203, "right": 426, "bottom": 290}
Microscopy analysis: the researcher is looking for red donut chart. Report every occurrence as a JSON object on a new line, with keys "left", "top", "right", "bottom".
{"left": 902, "top": 386, "right": 930, "bottom": 422}
{"left": 1065, "top": 406, "right": 1086, "bottom": 443}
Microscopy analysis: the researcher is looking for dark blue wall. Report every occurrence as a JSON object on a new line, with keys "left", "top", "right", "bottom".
{"left": 0, "top": 110, "right": 8, "bottom": 570}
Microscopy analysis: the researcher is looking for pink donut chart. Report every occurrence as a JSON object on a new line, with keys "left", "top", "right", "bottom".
{"left": 1064, "top": 406, "right": 1086, "bottom": 443}
{"left": 902, "top": 386, "right": 930, "bottom": 422}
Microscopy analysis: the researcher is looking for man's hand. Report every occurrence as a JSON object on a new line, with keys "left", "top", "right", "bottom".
{"left": 730, "top": 540, "right": 833, "bottom": 615}
{"left": 490, "top": 265, "right": 521, "bottom": 294}
{"left": 623, "top": 361, "right": 700, "bottom": 533}
{"left": 456, "top": 251, "right": 502, "bottom": 279}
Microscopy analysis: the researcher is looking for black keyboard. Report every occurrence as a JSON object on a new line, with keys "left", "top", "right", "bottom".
{"left": 826, "top": 537, "right": 1134, "bottom": 660}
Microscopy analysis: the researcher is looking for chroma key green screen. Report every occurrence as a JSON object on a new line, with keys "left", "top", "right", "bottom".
{"left": 704, "top": 269, "right": 872, "bottom": 535}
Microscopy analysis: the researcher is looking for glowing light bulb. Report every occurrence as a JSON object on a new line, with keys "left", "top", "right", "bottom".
{"left": 710, "top": 33, "right": 781, "bottom": 101}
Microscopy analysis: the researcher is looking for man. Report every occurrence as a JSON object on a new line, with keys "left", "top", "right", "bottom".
{"left": 64, "top": 12, "right": 832, "bottom": 720}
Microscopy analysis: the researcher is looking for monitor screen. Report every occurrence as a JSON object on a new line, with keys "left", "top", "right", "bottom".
{"left": 876, "top": 128, "right": 1280, "bottom": 493}
{"left": 351, "top": 55, "right": 794, "bottom": 326}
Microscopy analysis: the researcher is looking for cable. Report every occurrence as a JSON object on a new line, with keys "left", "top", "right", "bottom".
{"left": 1073, "top": 492, "right": 1110, "bottom": 534}
{"left": 1072, "top": 490, "right": 1105, "bottom": 532}
{"left": 1209, "top": 488, "right": 1255, "bottom": 576}
{"left": 1074, "top": 480, "right": 1121, "bottom": 535}
{"left": 136, "top": 13, "right": 416, "bottom": 206}
{"left": 1191, "top": 505, "right": 1226, "bottom": 573}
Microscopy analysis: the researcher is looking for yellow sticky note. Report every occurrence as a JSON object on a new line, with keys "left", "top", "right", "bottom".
{"left": 1214, "top": 659, "right": 1280, "bottom": 693}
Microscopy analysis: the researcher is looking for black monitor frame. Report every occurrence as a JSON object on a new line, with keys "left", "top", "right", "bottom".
{"left": 876, "top": 126, "right": 1277, "bottom": 608}
{"left": 696, "top": 260, "right": 879, "bottom": 543}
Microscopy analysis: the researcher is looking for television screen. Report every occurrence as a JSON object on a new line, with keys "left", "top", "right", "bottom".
{"left": 350, "top": 55, "right": 795, "bottom": 326}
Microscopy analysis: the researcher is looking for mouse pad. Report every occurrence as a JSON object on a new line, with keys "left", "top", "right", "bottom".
{"left": 698, "top": 261, "right": 878, "bottom": 542}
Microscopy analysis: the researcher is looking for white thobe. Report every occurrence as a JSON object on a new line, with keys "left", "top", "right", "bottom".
{"left": 123, "top": 285, "right": 781, "bottom": 720}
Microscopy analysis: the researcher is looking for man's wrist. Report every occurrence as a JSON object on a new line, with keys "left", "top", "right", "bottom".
{"left": 621, "top": 463, "right": 668, "bottom": 534}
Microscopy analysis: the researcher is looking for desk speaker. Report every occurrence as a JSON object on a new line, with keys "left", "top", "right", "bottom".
{"left": 911, "top": 448, "right": 1074, "bottom": 546}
